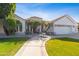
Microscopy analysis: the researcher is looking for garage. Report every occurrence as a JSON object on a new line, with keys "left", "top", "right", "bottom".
{"left": 47, "top": 15, "right": 78, "bottom": 35}
{"left": 54, "top": 26, "right": 72, "bottom": 34}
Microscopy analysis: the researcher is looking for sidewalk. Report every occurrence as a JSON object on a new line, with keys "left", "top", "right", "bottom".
{"left": 15, "top": 35, "right": 50, "bottom": 56}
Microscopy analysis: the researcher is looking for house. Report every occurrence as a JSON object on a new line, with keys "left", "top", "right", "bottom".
{"left": 47, "top": 15, "right": 78, "bottom": 35}
{"left": 0, "top": 14, "right": 78, "bottom": 35}
{"left": 17, "top": 14, "right": 78, "bottom": 35}
{"left": 15, "top": 15, "right": 44, "bottom": 33}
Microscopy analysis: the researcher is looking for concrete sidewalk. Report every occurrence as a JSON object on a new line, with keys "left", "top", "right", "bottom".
{"left": 15, "top": 35, "right": 51, "bottom": 56}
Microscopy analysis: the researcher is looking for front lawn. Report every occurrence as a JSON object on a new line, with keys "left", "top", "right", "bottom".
{"left": 0, "top": 37, "right": 26, "bottom": 56}
{"left": 45, "top": 38, "right": 79, "bottom": 56}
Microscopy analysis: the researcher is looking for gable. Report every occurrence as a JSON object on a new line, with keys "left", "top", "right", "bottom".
{"left": 14, "top": 14, "right": 26, "bottom": 22}
{"left": 53, "top": 15, "right": 77, "bottom": 26}
{"left": 14, "top": 14, "right": 26, "bottom": 24}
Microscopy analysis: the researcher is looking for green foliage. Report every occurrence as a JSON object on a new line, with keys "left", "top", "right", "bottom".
{"left": 29, "top": 21, "right": 41, "bottom": 33}
{"left": 31, "top": 21, "right": 41, "bottom": 28}
{"left": 0, "top": 3, "right": 16, "bottom": 18}
{"left": 7, "top": 18, "right": 16, "bottom": 34}
{"left": 0, "top": 3, "right": 16, "bottom": 35}
{"left": 16, "top": 20, "right": 22, "bottom": 25}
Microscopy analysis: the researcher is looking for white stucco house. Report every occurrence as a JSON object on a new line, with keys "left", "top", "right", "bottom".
{"left": 0, "top": 14, "right": 78, "bottom": 35}
{"left": 47, "top": 15, "right": 78, "bottom": 35}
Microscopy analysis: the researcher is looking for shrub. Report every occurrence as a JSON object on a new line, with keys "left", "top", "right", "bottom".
{"left": 7, "top": 18, "right": 16, "bottom": 35}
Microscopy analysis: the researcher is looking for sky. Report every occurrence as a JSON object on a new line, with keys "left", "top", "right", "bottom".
{"left": 15, "top": 3, "right": 79, "bottom": 22}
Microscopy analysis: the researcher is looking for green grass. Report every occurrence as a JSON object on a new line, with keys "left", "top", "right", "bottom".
{"left": 0, "top": 37, "right": 27, "bottom": 56}
{"left": 45, "top": 37, "right": 79, "bottom": 56}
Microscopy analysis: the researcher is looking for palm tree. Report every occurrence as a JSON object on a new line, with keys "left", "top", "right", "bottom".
{"left": 41, "top": 21, "right": 50, "bottom": 32}
{"left": 26, "top": 20, "right": 41, "bottom": 33}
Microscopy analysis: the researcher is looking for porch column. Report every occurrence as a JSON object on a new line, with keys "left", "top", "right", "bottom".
{"left": 39, "top": 25, "right": 42, "bottom": 32}
{"left": 18, "top": 26, "right": 19, "bottom": 32}
{"left": 22, "top": 21, "right": 26, "bottom": 33}
{"left": 29, "top": 25, "right": 31, "bottom": 32}
{"left": 32, "top": 27, "right": 33, "bottom": 33}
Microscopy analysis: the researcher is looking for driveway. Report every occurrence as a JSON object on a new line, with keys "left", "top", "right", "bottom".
{"left": 15, "top": 34, "right": 51, "bottom": 56}
{"left": 51, "top": 33, "right": 79, "bottom": 39}
{"left": 67, "top": 33, "right": 79, "bottom": 39}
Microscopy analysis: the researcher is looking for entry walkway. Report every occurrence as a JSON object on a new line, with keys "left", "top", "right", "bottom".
{"left": 15, "top": 35, "right": 51, "bottom": 56}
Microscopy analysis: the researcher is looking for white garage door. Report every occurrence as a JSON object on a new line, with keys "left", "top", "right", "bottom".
{"left": 54, "top": 26, "right": 72, "bottom": 34}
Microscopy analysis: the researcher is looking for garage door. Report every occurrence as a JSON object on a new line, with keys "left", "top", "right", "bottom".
{"left": 54, "top": 26, "right": 72, "bottom": 34}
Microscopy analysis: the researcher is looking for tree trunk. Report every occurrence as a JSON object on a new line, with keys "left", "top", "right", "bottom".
{"left": 3, "top": 25, "right": 9, "bottom": 35}
{"left": 2, "top": 18, "right": 10, "bottom": 36}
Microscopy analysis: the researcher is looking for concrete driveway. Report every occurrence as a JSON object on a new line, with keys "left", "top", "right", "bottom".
{"left": 51, "top": 33, "right": 79, "bottom": 39}
{"left": 15, "top": 34, "right": 51, "bottom": 56}
{"left": 67, "top": 33, "right": 79, "bottom": 39}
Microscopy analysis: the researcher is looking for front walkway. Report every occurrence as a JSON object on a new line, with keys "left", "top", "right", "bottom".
{"left": 15, "top": 35, "right": 51, "bottom": 56}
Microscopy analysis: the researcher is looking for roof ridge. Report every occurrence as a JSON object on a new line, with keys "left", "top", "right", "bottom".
{"left": 52, "top": 14, "right": 70, "bottom": 22}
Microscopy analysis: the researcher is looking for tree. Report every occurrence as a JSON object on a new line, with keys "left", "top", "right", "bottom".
{"left": 26, "top": 16, "right": 43, "bottom": 33}
{"left": 0, "top": 3, "right": 16, "bottom": 18}
{"left": 7, "top": 18, "right": 16, "bottom": 34}
{"left": 42, "top": 21, "right": 51, "bottom": 32}
{"left": 0, "top": 3, "right": 16, "bottom": 35}
{"left": 27, "top": 20, "right": 41, "bottom": 33}
{"left": 31, "top": 21, "right": 41, "bottom": 33}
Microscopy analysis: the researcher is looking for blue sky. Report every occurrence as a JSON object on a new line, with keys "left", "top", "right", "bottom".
{"left": 15, "top": 3, "right": 79, "bottom": 22}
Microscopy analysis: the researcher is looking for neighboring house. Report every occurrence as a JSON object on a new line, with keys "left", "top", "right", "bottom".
{"left": 47, "top": 15, "right": 78, "bottom": 35}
